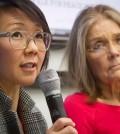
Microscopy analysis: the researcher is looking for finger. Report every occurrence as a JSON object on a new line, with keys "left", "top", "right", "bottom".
{"left": 60, "top": 125, "right": 78, "bottom": 134}
{"left": 50, "top": 118, "right": 75, "bottom": 132}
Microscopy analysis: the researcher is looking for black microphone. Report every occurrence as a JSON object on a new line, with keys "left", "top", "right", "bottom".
{"left": 37, "top": 69, "right": 67, "bottom": 123}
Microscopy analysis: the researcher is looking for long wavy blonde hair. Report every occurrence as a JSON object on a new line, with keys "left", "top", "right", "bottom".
{"left": 65, "top": 4, "right": 120, "bottom": 102}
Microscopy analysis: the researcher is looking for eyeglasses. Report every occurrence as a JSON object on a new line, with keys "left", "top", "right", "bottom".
{"left": 87, "top": 40, "right": 120, "bottom": 54}
{"left": 0, "top": 31, "right": 52, "bottom": 51}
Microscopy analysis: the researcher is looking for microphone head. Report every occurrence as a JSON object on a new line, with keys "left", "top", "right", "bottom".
{"left": 37, "top": 69, "right": 61, "bottom": 96}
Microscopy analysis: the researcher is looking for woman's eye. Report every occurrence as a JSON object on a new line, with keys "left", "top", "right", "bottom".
{"left": 116, "top": 37, "right": 120, "bottom": 43}
{"left": 11, "top": 32, "right": 22, "bottom": 38}
{"left": 92, "top": 41, "right": 107, "bottom": 50}
{"left": 35, "top": 33, "right": 43, "bottom": 39}
{"left": 94, "top": 42, "right": 103, "bottom": 49}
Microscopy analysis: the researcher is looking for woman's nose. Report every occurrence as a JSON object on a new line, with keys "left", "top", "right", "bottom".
{"left": 25, "top": 39, "right": 39, "bottom": 54}
{"left": 108, "top": 45, "right": 120, "bottom": 59}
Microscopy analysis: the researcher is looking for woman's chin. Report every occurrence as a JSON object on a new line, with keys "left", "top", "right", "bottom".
{"left": 20, "top": 78, "right": 36, "bottom": 86}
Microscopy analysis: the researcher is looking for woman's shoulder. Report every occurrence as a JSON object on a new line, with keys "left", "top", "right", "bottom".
{"left": 64, "top": 92, "right": 87, "bottom": 103}
{"left": 64, "top": 92, "right": 90, "bottom": 110}
{"left": 64, "top": 92, "right": 95, "bottom": 121}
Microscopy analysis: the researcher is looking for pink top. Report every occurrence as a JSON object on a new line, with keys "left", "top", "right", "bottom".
{"left": 64, "top": 92, "right": 120, "bottom": 134}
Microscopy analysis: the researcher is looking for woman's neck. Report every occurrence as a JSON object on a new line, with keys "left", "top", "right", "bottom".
{"left": 0, "top": 83, "right": 20, "bottom": 111}
{"left": 97, "top": 82, "right": 120, "bottom": 105}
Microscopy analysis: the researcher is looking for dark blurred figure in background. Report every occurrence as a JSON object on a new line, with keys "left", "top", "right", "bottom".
{"left": 64, "top": 4, "right": 120, "bottom": 134}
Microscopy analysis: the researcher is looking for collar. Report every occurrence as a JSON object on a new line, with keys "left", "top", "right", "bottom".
{"left": 0, "top": 87, "right": 35, "bottom": 111}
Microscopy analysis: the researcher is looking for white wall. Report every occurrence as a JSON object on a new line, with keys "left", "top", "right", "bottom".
{"left": 48, "top": 48, "right": 67, "bottom": 71}
{"left": 32, "top": 0, "right": 120, "bottom": 32}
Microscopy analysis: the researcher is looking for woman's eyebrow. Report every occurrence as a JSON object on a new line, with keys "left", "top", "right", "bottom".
{"left": 88, "top": 36, "right": 106, "bottom": 43}
{"left": 113, "top": 33, "right": 120, "bottom": 38}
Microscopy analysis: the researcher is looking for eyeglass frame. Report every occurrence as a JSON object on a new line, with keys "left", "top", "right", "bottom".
{"left": 86, "top": 40, "right": 120, "bottom": 54}
{"left": 0, "top": 31, "right": 52, "bottom": 51}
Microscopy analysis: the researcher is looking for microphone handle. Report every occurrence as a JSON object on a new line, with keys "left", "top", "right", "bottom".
{"left": 46, "top": 94, "right": 67, "bottom": 123}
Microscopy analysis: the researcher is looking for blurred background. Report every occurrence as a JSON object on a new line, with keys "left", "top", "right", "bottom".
{"left": 26, "top": 0, "right": 120, "bottom": 127}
